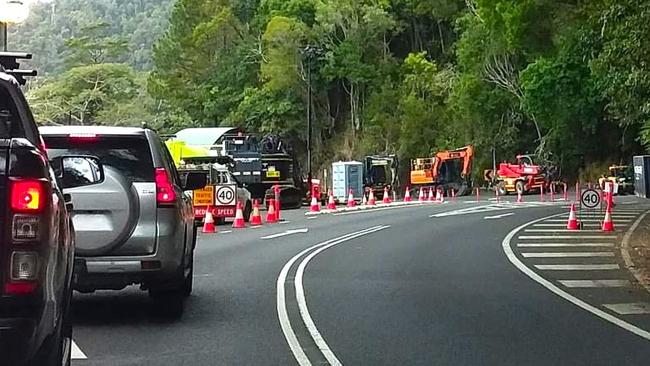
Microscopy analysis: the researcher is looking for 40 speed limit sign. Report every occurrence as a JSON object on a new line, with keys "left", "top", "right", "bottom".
{"left": 581, "top": 189, "right": 601, "bottom": 209}
{"left": 215, "top": 185, "right": 236, "bottom": 206}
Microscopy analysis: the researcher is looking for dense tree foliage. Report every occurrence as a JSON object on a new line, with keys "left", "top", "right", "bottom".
{"left": 18, "top": 0, "right": 650, "bottom": 182}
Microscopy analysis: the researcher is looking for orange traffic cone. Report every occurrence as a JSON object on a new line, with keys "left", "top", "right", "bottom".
{"left": 326, "top": 189, "right": 336, "bottom": 210}
{"left": 361, "top": 192, "right": 368, "bottom": 206}
{"left": 382, "top": 187, "right": 391, "bottom": 204}
{"left": 232, "top": 202, "right": 246, "bottom": 228}
{"left": 310, "top": 194, "right": 320, "bottom": 212}
{"left": 367, "top": 190, "right": 376, "bottom": 206}
{"left": 202, "top": 206, "right": 216, "bottom": 233}
{"left": 251, "top": 200, "right": 263, "bottom": 226}
{"left": 404, "top": 187, "right": 412, "bottom": 202}
{"left": 418, "top": 187, "right": 425, "bottom": 202}
{"left": 266, "top": 199, "right": 278, "bottom": 223}
{"left": 602, "top": 202, "right": 615, "bottom": 232}
{"left": 566, "top": 203, "right": 579, "bottom": 230}
{"left": 437, "top": 189, "right": 444, "bottom": 203}
{"left": 347, "top": 189, "right": 356, "bottom": 207}
{"left": 428, "top": 187, "right": 436, "bottom": 202}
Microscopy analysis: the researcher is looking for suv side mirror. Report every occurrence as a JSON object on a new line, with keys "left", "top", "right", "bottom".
{"left": 183, "top": 171, "right": 207, "bottom": 191}
{"left": 51, "top": 156, "right": 105, "bottom": 189}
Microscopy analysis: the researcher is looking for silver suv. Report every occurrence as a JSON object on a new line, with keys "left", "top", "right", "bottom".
{"left": 40, "top": 126, "right": 206, "bottom": 316}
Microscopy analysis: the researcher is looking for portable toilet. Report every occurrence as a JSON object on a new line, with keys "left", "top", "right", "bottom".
{"left": 332, "top": 161, "right": 364, "bottom": 203}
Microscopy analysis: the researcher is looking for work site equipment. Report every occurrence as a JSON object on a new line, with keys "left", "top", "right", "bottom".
{"left": 598, "top": 165, "right": 634, "bottom": 195}
{"left": 333, "top": 161, "right": 364, "bottom": 203}
{"left": 202, "top": 207, "right": 216, "bottom": 234}
{"left": 410, "top": 145, "right": 474, "bottom": 197}
{"left": 567, "top": 204, "right": 579, "bottom": 230}
{"left": 251, "top": 200, "right": 263, "bottom": 226}
{"left": 486, "top": 154, "right": 561, "bottom": 196}
{"left": 602, "top": 202, "right": 615, "bottom": 232}
{"left": 364, "top": 155, "right": 399, "bottom": 200}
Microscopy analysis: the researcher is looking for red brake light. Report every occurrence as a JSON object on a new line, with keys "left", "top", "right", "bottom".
{"left": 155, "top": 168, "right": 176, "bottom": 204}
{"left": 68, "top": 133, "right": 99, "bottom": 143}
{"left": 10, "top": 180, "right": 45, "bottom": 212}
{"left": 4, "top": 282, "right": 38, "bottom": 295}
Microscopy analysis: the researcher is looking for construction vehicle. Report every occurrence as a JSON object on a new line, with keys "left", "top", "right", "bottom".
{"left": 599, "top": 165, "right": 634, "bottom": 195}
{"left": 410, "top": 145, "right": 474, "bottom": 196}
{"left": 364, "top": 155, "right": 399, "bottom": 199}
{"left": 487, "top": 154, "right": 560, "bottom": 195}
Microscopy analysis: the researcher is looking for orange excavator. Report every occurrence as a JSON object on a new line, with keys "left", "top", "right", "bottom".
{"left": 410, "top": 145, "right": 474, "bottom": 196}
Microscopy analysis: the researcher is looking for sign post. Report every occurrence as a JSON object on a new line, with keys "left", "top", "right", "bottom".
{"left": 581, "top": 188, "right": 601, "bottom": 226}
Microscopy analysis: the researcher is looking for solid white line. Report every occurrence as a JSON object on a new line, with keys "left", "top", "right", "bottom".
{"left": 276, "top": 226, "right": 386, "bottom": 366}
{"left": 603, "top": 303, "right": 650, "bottom": 315}
{"left": 545, "top": 219, "right": 632, "bottom": 223}
{"left": 517, "top": 243, "right": 614, "bottom": 248}
{"left": 294, "top": 225, "right": 390, "bottom": 366}
{"left": 220, "top": 230, "right": 232, "bottom": 234}
{"left": 307, "top": 216, "right": 318, "bottom": 220}
{"left": 533, "top": 223, "right": 628, "bottom": 227}
{"left": 484, "top": 212, "right": 514, "bottom": 220}
{"left": 502, "top": 213, "right": 650, "bottom": 341}
{"left": 71, "top": 340, "right": 87, "bottom": 360}
{"left": 518, "top": 235, "right": 615, "bottom": 239}
{"left": 335, "top": 204, "right": 424, "bottom": 216}
{"left": 524, "top": 229, "right": 602, "bottom": 233}
{"left": 535, "top": 264, "right": 620, "bottom": 270}
{"left": 559, "top": 279, "right": 630, "bottom": 288}
{"left": 620, "top": 210, "right": 650, "bottom": 293}
{"left": 262, "top": 228, "right": 309, "bottom": 240}
{"left": 521, "top": 252, "right": 615, "bottom": 258}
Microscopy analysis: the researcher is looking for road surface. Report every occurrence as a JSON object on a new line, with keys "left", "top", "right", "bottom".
{"left": 70, "top": 196, "right": 650, "bottom": 365}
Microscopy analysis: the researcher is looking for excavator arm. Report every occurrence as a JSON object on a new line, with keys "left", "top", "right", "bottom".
{"left": 432, "top": 145, "right": 474, "bottom": 180}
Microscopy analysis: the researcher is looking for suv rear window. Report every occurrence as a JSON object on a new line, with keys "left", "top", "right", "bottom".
{"left": 43, "top": 135, "right": 155, "bottom": 182}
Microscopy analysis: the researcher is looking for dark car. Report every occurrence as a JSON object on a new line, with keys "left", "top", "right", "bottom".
{"left": 40, "top": 126, "right": 207, "bottom": 317}
{"left": 0, "top": 53, "right": 104, "bottom": 365}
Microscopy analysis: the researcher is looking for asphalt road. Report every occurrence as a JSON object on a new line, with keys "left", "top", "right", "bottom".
{"left": 70, "top": 196, "right": 650, "bottom": 365}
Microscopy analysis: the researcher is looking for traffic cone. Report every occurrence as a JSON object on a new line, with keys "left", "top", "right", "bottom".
{"left": 602, "top": 202, "right": 615, "bottom": 232}
{"left": 310, "top": 194, "right": 320, "bottom": 212}
{"left": 347, "top": 189, "right": 356, "bottom": 207}
{"left": 428, "top": 187, "right": 436, "bottom": 202}
{"left": 367, "top": 190, "right": 376, "bottom": 206}
{"left": 382, "top": 187, "right": 391, "bottom": 204}
{"left": 516, "top": 190, "right": 523, "bottom": 203}
{"left": 418, "top": 188, "right": 425, "bottom": 202}
{"left": 437, "top": 189, "right": 444, "bottom": 203}
{"left": 404, "top": 187, "right": 412, "bottom": 202}
{"left": 566, "top": 203, "right": 579, "bottom": 230}
{"left": 266, "top": 199, "right": 278, "bottom": 223}
{"left": 251, "top": 200, "right": 263, "bottom": 226}
{"left": 362, "top": 192, "right": 368, "bottom": 206}
{"left": 451, "top": 189, "right": 456, "bottom": 202}
{"left": 326, "top": 189, "right": 337, "bottom": 210}
{"left": 232, "top": 202, "right": 246, "bottom": 228}
{"left": 202, "top": 206, "right": 216, "bottom": 234}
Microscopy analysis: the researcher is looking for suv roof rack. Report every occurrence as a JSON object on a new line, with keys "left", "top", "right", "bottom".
{"left": 0, "top": 52, "right": 37, "bottom": 86}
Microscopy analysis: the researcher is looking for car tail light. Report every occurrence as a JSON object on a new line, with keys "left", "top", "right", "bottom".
{"left": 10, "top": 179, "right": 45, "bottom": 212}
{"left": 68, "top": 133, "right": 99, "bottom": 143}
{"left": 155, "top": 168, "right": 176, "bottom": 205}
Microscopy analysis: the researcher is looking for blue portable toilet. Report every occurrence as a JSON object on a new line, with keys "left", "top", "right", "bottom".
{"left": 332, "top": 161, "right": 364, "bottom": 203}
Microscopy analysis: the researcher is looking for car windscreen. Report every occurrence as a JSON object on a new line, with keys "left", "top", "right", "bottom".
{"left": 43, "top": 135, "right": 155, "bottom": 182}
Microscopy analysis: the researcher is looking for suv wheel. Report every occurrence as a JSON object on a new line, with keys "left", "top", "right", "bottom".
{"left": 183, "top": 254, "right": 194, "bottom": 297}
{"left": 34, "top": 304, "right": 71, "bottom": 366}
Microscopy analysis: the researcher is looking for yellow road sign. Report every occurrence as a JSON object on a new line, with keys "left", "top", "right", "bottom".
{"left": 193, "top": 186, "right": 214, "bottom": 206}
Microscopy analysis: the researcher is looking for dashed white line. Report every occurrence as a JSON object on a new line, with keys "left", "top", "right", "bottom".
{"left": 484, "top": 212, "right": 514, "bottom": 220}
{"left": 72, "top": 340, "right": 87, "bottom": 360}
{"left": 603, "top": 303, "right": 650, "bottom": 315}
{"left": 535, "top": 264, "right": 620, "bottom": 270}
{"left": 521, "top": 252, "right": 615, "bottom": 258}
{"left": 559, "top": 279, "right": 630, "bottom": 288}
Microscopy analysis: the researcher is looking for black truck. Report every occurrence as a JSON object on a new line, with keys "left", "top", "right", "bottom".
{"left": 0, "top": 52, "right": 105, "bottom": 365}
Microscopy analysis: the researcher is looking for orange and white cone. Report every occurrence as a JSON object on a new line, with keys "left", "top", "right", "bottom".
{"left": 566, "top": 203, "right": 579, "bottom": 230}
{"left": 310, "top": 194, "right": 320, "bottom": 212}
{"left": 418, "top": 188, "right": 425, "bottom": 202}
{"left": 251, "top": 200, "right": 263, "bottom": 226}
{"left": 382, "top": 187, "right": 391, "bottom": 204}
{"left": 437, "top": 189, "right": 444, "bottom": 203}
{"left": 428, "top": 187, "right": 436, "bottom": 202}
{"left": 361, "top": 192, "right": 368, "bottom": 206}
{"left": 347, "top": 189, "right": 356, "bottom": 207}
{"left": 404, "top": 187, "right": 412, "bottom": 202}
{"left": 368, "top": 190, "right": 376, "bottom": 206}
{"left": 602, "top": 202, "right": 615, "bottom": 232}
{"left": 232, "top": 202, "right": 246, "bottom": 228}
{"left": 202, "top": 206, "right": 216, "bottom": 234}
{"left": 326, "top": 189, "right": 337, "bottom": 210}
{"left": 266, "top": 199, "right": 278, "bottom": 223}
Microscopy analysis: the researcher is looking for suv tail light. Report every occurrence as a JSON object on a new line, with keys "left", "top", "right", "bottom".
{"left": 155, "top": 168, "right": 176, "bottom": 205}
{"left": 10, "top": 179, "right": 45, "bottom": 212}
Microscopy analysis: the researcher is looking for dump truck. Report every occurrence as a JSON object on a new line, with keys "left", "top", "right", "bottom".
{"left": 410, "top": 145, "right": 474, "bottom": 196}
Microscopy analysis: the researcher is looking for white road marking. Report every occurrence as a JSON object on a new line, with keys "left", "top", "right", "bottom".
{"left": 517, "top": 243, "right": 614, "bottom": 248}
{"left": 535, "top": 264, "right": 620, "bottom": 270}
{"left": 307, "top": 216, "right": 318, "bottom": 220}
{"left": 522, "top": 252, "right": 615, "bottom": 258}
{"left": 279, "top": 220, "right": 292, "bottom": 224}
{"left": 262, "top": 228, "right": 309, "bottom": 240}
{"left": 524, "top": 229, "right": 602, "bottom": 233}
{"left": 484, "top": 212, "right": 514, "bottom": 220}
{"left": 559, "top": 279, "right": 630, "bottom": 288}
{"left": 71, "top": 340, "right": 87, "bottom": 360}
{"left": 277, "top": 226, "right": 389, "bottom": 365}
{"left": 621, "top": 210, "right": 650, "bottom": 294}
{"left": 533, "top": 223, "right": 628, "bottom": 227}
{"left": 220, "top": 230, "right": 232, "bottom": 234}
{"left": 545, "top": 219, "right": 632, "bottom": 223}
{"left": 603, "top": 303, "right": 650, "bottom": 315}
{"left": 335, "top": 204, "right": 423, "bottom": 216}
{"left": 519, "top": 235, "right": 615, "bottom": 239}
{"left": 502, "top": 214, "right": 650, "bottom": 341}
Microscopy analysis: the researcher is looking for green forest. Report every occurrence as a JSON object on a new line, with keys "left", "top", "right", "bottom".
{"left": 10, "top": 0, "right": 650, "bottom": 182}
